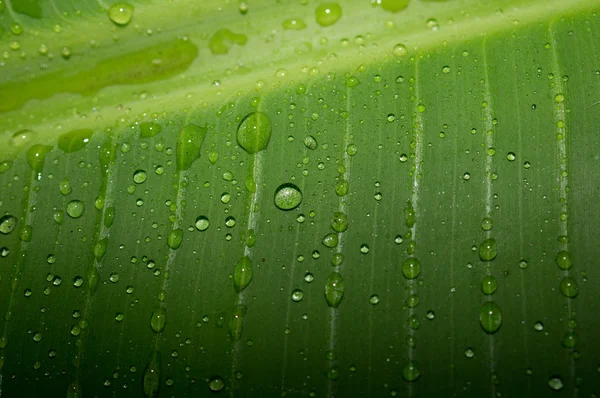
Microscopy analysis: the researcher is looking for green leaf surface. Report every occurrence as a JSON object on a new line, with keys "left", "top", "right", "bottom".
{"left": 0, "top": 0, "right": 599, "bottom": 397}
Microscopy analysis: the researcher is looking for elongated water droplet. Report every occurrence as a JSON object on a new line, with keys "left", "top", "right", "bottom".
{"left": 274, "top": 183, "right": 302, "bottom": 210}
{"left": 104, "top": 207, "right": 115, "bottom": 228}
{"left": 10, "top": 129, "right": 35, "bottom": 148}
{"left": 66, "top": 378, "right": 81, "bottom": 398}
{"left": 404, "top": 201, "right": 415, "bottom": 228}
{"left": 140, "top": 122, "right": 162, "bottom": 138}
{"left": 209, "top": 29, "right": 248, "bottom": 55}
{"left": 150, "top": 308, "right": 166, "bottom": 333}
{"left": 325, "top": 272, "right": 344, "bottom": 308}
{"left": 479, "top": 238, "right": 497, "bottom": 261}
{"left": 0, "top": 215, "right": 17, "bottom": 234}
{"left": 26, "top": 144, "right": 53, "bottom": 173}
{"left": 479, "top": 301, "right": 502, "bottom": 334}
{"left": 229, "top": 304, "right": 248, "bottom": 342}
{"left": 303, "top": 135, "right": 318, "bottom": 150}
{"left": 315, "top": 2, "right": 342, "bottom": 26}
{"left": 283, "top": 18, "right": 306, "bottom": 30}
{"left": 58, "top": 129, "right": 93, "bottom": 153}
{"left": 108, "top": 3, "right": 133, "bottom": 26}
{"left": 66, "top": 200, "right": 85, "bottom": 219}
{"left": 402, "top": 257, "right": 421, "bottom": 279}
{"left": 177, "top": 124, "right": 208, "bottom": 171}
{"left": 0, "top": 160, "right": 13, "bottom": 173}
{"left": 335, "top": 179, "right": 349, "bottom": 196}
{"left": 143, "top": 352, "right": 161, "bottom": 397}
{"left": 59, "top": 178, "right": 71, "bottom": 196}
{"left": 234, "top": 256, "right": 253, "bottom": 293}
{"left": 237, "top": 112, "right": 272, "bottom": 154}
{"left": 167, "top": 229, "right": 183, "bottom": 250}
{"left": 88, "top": 266, "right": 100, "bottom": 294}
{"left": 93, "top": 238, "right": 108, "bottom": 260}
{"left": 402, "top": 360, "right": 421, "bottom": 382}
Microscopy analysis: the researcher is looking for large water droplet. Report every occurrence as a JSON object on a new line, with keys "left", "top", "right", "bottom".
{"left": 402, "top": 257, "right": 421, "bottom": 279}
{"left": 58, "top": 129, "right": 93, "bottom": 153}
{"left": 177, "top": 124, "right": 207, "bottom": 171}
{"left": 237, "top": 112, "right": 272, "bottom": 154}
{"left": 402, "top": 360, "right": 421, "bottom": 382}
{"left": 167, "top": 229, "right": 183, "bottom": 250}
{"left": 331, "top": 211, "right": 348, "bottom": 232}
{"left": 229, "top": 304, "right": 247, "bottom": 342}
{"left": 555, "top": 250, "right": 572, "bottom": 270}
{"left": 0, "top": 215, "right": 17, "bottom": 234}
{"left": 291, "top": 289, "right": 304, "bottom": 302}
{"left": 143, "top": 352, "right": 161, "bottom": 397}
{"left": 274, "top": 183, "right": 302, "bottom": 210}
{"left": 195, "top": 216, "right": 210, "bottom": 231}
{"left": 315, "top": 2, "right": 342, "bottom": 27}
{"left": 325, "top": 272, "right": 344, "bottom": 308}
{"left": 234, "top": 256, "right": 253, "bottom": 293}
{"left": 66, "top": 200, "right": 85, "bottom": 219}
{"left": 380, "top": 0, "right": 409, "bottom": 12}
{"left": 150, "top": 308, "right": 166, "bottom": 333}
{"left": 322, "top": 233, "right": 339, "bottom": 248}
{"left": 481, "top": 275, "right": 497, "bottom": 295}
{"left": 548, "top": 376, "right": 564, "bottom": 391}
{"left": 479, "top": 238, "right": 497, "bottom": 261}
{"left": 26, "top": 144, "right": 52, "bottom": 173}
{"left": 10, "top": 129, "right": 35, "bottom": 148}
{"left": 479, "top": 301, "right": 502, "bottom": 334}
{"left": 559, "top": 277, "right": 578, "bottom": 298}
{"left": 209, "top": 377, "right": 225, "bottom": 392}
{"left": 140, "top": 122, "right": 162, "bottom": 138}
{"left": 108, "top": 3, "right": 133, "bottom": 26}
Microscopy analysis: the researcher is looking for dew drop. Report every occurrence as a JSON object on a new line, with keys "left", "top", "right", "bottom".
{"left": 228, "top": 304, "right": 247, "bottom": 342}
{"left": 315, "top": 2, "right": 342, "bottom": 27}
{"left": 237, "top": 112, "right": 272, "bottom": 154}
{"left": 133, "top": 170, "right": 147, "bottom": 184}
{"left": 393, "top": 43, "right": 408, "bottom": 57}
{"left": 325, "top": 272, "right": 344, "bottom": 308}
{"left": 559, "top": 277, "right": 578, "bottom": 298}
{"left": 479, "top": 301, "right": 502, "bottom": 334}
{"left": 331, "top": 211, "right": 348, "bottom": 232}
{"left": 66, "top": 200, "right": 85, "bottom": 219}
{"left": 274, "top": 183, "right": 303, "bottom": 210}
{"left": 234, "top": 256, "right": 253, "bottom": 293}
{"left": 0, "top": 215, "right": 17, "bottom": 234}
{"left": 479, "top": 238, "right": 497, "bottom": 261}
{"left": 167, "top": 228, "right": 183, "bottom": 250}
{"left": 150, "top": 308, "right": 166, "bottom": 333}
{"left": 108, "top": 3, "right": 133, "bottom": 26}
{"left": 402, "top": 360, "right": 421, "bottom": 382}
{"left": 195, "top": 216, "right": 210, "bottom": 231}
{"left": 402, "top": 257, "right": 421, "bottom": 279}
{"left": 291, "top": 289, "right": 304, "bottom": 302}
{"left": 209, "top": 377, "right": 225, "bottom": 392}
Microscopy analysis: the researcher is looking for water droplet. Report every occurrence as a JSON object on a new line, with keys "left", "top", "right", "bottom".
{"left": 143, "top": 352, "right": 161, "bottom": 397}
{"left": 369, "top": 295, "right": 380, "bottom": 305}
{"left": 402, "top": 360, "right": 421, "bottom": 382}
{"left": 331, "top": 252, "right": 345, "bottom": 266}
{"left": 167, "top": 228, "right": 183, "bottom": 250}
{"left": 237, "top": 112, "right": 272, "bottom": 154}
{"left": 88, "top": 266, "right": 100, "bottom": 294}
{"left": 274, "top": 183, "right": 302, "bottom": 210}
{"left": 506, "top": 152, "right": 516, "bottom": 161}
{"left": 315, "top": 2, "right": 342, "bottom": 26}
{"left": 426, "top": 310, "right": 435, "bottom": 320}
{"left": 10, "top": 129, "right": 35, "bottom": 148}
{"left": 479, "top": 238, "right": 497, "bottom": 261}
{"left": 481, "top": 217, "right": 493, "bottom": 231}
{"left": 533, "top": 321, "right": 544, "bottom": 331}
{"left": 331, "top": 211, "right": 348, "bottom": 232}
{"left": 554, "top": 93, "right": 565, "bottom": 103}
{"left": 177, "top": 124, "right": 208, "bottom": 171}
{"left": 481, "top": 275, "right": 497, "bottom": 295}
{"left": 140, "top": 122, "right": 162, "bottom": 138}
{"left": 322, "top": 233, "right": 339, "bottom": 248}
{"left": 402, "top": 257, "right": 421, "bottom": 279}
{"left": 0, "top": 160, "right": 13, "bottom": 173}
{"left": 234, "top": 256, "right": 253, "bottom": 293}
{"left": 66, "top": 200, "right": 85, "bottom": 219}
{"left": 133, "top": 170, "right": 147, "bottom": 184}
{"left": 108, "top": 3, "right": 133, "bottom": 26}
{"left": 442, "top": 65, "right": 450, "bottom": 74}
{"left": 27, "top": 144, "right": 53, "bottom": 173}
{"left": 229, "top": 304, "right": 247, "bottom": 342}
{"left": 360, "top": 244, "right": 370, "bottom": 254}
{"left": 209, "top": 377, "right": 225, "bottom": 392}
{"left": 59, "top": 178, "right": 71, "bottom": 196}
{"left": 33, "top": 332, "right": 42, "bottom": 342}
{"left": 304, "top": 272, "right": 314, "bottom": 283}
{"left": 464, "top": 348, "right": 475, "bottom": 358}
{"left": 325, "top": 272, "right": 344, "bottom": 308}
{"left": 0, "top": 215, "right": 17, "bottom": 234}
{"left": 303, "top": 135, "right": 318, "bottom": 150}
{"left": 559, "top": 277, "right": 578, "bottom": 298}
{"left": 93, "top": 238, "right": 107, "bottom": 260}
{"left": 283, "top": 18, "right": 307, "bottom": 30}
{"left": 555, "top": 251, "right": 572, "bottom": 270}
{"left": 346, "top": 143, "right": 358, "bottom": 156}
{"left": 562, "top": 331, "right": 577, "bottom": 348}
{"left": 479, "top": 301, "right": 502, "bottom": 334}
{"left": 548, "top": 376, "right": 564, "bottom": 390}
{"left": 380, "top": 0, "right": 409, "bottom": 12}
{"left": 58, "top": 129, "right": 93, "bottom": 153}
{"left": 291, "top": 289, "right": 304, "bottom": 302}
{"left": 209, "top": 29, "right": 248, "bottom": 55}
{"left": 195, "top": 216, "right": 210, "bottom": 231}
{"left": 335, "top": 179, "right": 349, "bottom": 196}
{"left": 150, "top": 308, "right": 166, "bottom": 333}
{"left": 393, "top": 43, "right": 408, "bottom": 57}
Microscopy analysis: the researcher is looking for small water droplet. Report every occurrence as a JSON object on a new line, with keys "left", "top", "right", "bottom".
{"left": 66, "top": 200, "right": 85, "bottom": 219}
{"left": 402, "top": 360, "right": 421, "bottom": 382}
{"left": 195, "top": 216, "right": 210, "bottom": 231}
{"left": 291, "top": 289, "right": 304, "bottom": 302}
{"left": 369, "top": 295, "right": 380, "bottom": 305}
{"left": 229, "top": 304, "right": 247, "bottom": 342}
{"left": 548, "top": 376, "right": 564, "bottom": 391}
{"left": 234, "top": 256, "right": 253, "bottom": 293}
{"left": 237, "top": 112, "right": 272, "bottom": 154}
{"left": 0, "top": 215, "right": 17, "bottom": 234}
{"left": 402, "top": 257, "right": 421, "bottom": 279}
{"left": 325, "top": 272, "right": 344, "bottom": 308}
{"left": 209, "top": 376, "right": 225, "bottom": 392}
{"left": 133, "top": 169, "right": 147, "bottom": 184}
{"left": 559, "top": 277, "right": 578, "bottom": 298}
{"left": 479, "top": 238, "right": 497, "bottom": 261}
{"left": 555, "top": 251, "right": 572, "bottom": 270}
{"left": 150, "top": 308, "right": 166, "bottom": 333}
{"left": 167, "top": 228, "right": 183, "bottom": 250}
{"left": 315, "top": 2, "right": 342, "bottom": 27}
{"left": 479, "top": 301, "right": 502, "bottom": 334}
{"left": 393, "top": 43, "right": 408, "bottom": 57}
